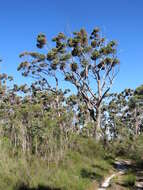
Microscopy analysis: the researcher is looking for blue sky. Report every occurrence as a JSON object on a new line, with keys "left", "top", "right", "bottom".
{"left": 0, "top": 0, "right": 142, "bottom": 92}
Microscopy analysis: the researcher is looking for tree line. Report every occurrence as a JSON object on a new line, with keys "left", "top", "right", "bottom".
{"left": 0, "top": 27, "right": 143, "bottom": 160}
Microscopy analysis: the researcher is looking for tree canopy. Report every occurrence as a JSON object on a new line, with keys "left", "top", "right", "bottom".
{"left": 18, "top": 27, "right": 120, "bottom": 138}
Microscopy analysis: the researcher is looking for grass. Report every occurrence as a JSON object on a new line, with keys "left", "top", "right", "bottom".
{"left": 0, "top": 137, "right": 114, "bottom": 190}
{"left": 123, "top": 173, "right": 136, "bottom": 187}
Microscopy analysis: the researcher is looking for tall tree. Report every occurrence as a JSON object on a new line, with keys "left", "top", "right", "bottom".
{"left": 128, "top": 85, "right": 143, "bottom": 135}
{"left": 18, "top": 27, "right": 119, "bottom": 139}
{"left": 106, "top": 89, "right": 134, "bottom": 139}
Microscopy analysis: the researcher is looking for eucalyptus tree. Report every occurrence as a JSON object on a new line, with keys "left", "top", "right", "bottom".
{"left": 128, "top": 85, "right": 143, "bottom": 135}
{"left": 106, "top": 89, "right": 134, "bottom": 139}
{"left": 106, "top": 86, "right": 143, "bottom": 139}
{"left": 18, "top": 27, "right": 119, "bottom": 139}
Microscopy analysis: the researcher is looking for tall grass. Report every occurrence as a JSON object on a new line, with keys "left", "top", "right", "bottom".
{"left": 0, "top": 136, "right": 113, "bottom": 190}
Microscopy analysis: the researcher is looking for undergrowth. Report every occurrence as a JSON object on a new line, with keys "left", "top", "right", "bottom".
{"left": 0, "top": 137, "right": 113, "bottom": 190}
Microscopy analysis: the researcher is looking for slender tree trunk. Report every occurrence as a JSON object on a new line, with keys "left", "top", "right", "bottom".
{"left": 135, "top": 108, "right": 139, "bottom": 136}
{"left": 93, "top": 106, "right": 101, "bottom": 140}
{"left": 95, "top": 73, "right": 102, "bottom": 140}
{"left": 96, "top": 106, "right": 101, "bottom": 139}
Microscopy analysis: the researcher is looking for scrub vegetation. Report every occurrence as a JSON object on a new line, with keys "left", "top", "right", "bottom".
{"left": 0, "top": 27, "right": 143, "bottom": 189}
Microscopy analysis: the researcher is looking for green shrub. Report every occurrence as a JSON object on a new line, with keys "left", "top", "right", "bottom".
{"left": 123, "top": 173, "right": 136, "bottom": 187}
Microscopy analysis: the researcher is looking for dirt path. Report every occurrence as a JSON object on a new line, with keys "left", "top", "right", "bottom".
{"left": 98, "top": 173, "right": 117, "bottom": 190}
{"left": 97, "top": 160, "right": 129, "bottom": 190}
{"left": 97, "top": 159, "right": 143, "bottom": 190}
{"left": 98, "top": 171, "right": 124, "bottom": 190}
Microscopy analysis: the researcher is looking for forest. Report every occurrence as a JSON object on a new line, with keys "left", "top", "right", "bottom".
{"left": 0, "top": 27, "right": 143, "bottom": 190}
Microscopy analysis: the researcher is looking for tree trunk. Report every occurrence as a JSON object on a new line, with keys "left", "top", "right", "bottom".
{"left": 93, "top": 106, "right": 101, "bottom": 140}
{"left": 95, "top": 73, "right": 102, "bottom": 140}
{"left": 135, "top": 108, "right": 139, "bottom": 136}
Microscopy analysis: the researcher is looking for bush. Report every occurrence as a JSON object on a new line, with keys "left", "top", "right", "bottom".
{"left": 123, "top": 173, "right": 136, "bottom": 187}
